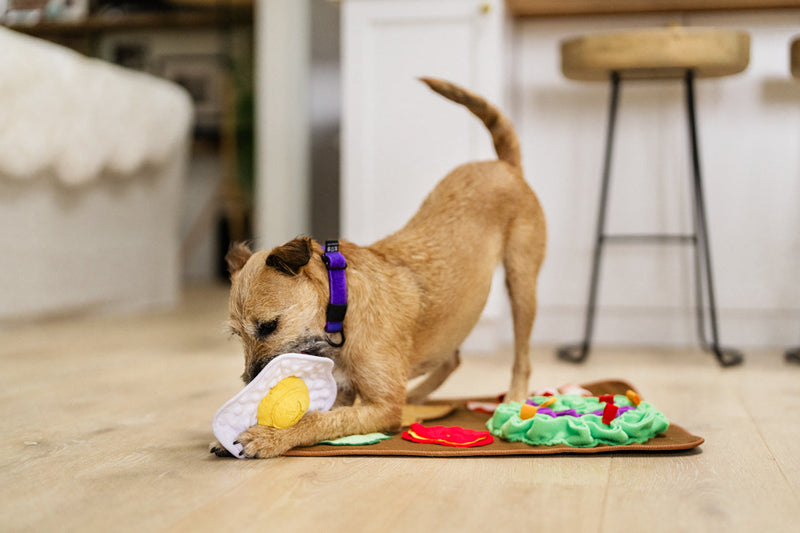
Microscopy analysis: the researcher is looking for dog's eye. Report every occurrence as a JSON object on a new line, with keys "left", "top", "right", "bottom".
{"left": 256, "top": 318, "right": 279, "bottom": 339}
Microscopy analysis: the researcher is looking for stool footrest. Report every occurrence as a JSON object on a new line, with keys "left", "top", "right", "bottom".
{"left": 602, "top": 234, "right": 696, "bottom": 244}
{"left": 557, "top": 343, "right": 744, "bottom": 366}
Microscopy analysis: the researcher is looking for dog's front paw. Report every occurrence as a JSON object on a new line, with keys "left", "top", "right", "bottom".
{"left": 236, "top": 425, "right": 292, "bottom": 459}
{"left": 209, "top": 440, "right": 234, "bottom": 458}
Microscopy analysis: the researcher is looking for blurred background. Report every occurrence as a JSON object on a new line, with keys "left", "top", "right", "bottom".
{"left": 0, "top": 0, "right": 342, "bottom": 319}
{"left": 1, "top": 0, "right": 799, "bottom": 356}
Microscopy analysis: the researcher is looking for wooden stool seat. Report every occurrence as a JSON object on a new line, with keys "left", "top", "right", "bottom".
{"left": 561, "top": 27, "right": 750, "bottom": 81}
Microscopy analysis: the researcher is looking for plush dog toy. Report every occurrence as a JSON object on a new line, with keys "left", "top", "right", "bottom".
{"left": 213, "top": 78, "right": 546, "bottom": 458}
{"left": 212, "top": 353, "right": 337, "bottom": 458}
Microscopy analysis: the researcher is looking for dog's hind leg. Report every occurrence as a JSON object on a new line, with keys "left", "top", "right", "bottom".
{"left": 503, "top": 217, "right": 546, "bottom": 403}
{"left": 405, "top": 350, "right": 460, "bottom": 404}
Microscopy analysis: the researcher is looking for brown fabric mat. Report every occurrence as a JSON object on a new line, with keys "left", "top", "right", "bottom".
{"left": 285, "top": 379, "right": 704, "bottom": 457}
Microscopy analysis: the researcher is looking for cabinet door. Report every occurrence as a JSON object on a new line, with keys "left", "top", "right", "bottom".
{"left": 341, "top": 0, "right": 506, "bottom": 243}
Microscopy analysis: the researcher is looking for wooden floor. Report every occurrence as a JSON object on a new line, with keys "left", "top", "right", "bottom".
{"left": 2, "top": 284, "right": 799, "bottom": 532}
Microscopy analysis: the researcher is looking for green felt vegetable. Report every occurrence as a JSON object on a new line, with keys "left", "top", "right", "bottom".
{"left": 486, "top": 395, "right": 669, "bottom": 448}
{"left": 319, "top": 433, "right": 392, "bottom": 446}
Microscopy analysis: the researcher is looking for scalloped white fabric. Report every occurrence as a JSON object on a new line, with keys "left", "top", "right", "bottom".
{"left": 212, "top": 354, "right": 338, "bottom": 458}
{"left": 0, "top": 27, "right": 193, "bottom": 185}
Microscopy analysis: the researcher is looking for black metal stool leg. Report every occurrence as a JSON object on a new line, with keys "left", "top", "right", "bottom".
{"left": 558, "top": 72, "right": 621, "bottom": 363}
{"left": 684, "top": 70, "right": 744, "bottom": 367}
{"left": 787, "top": 347, "right": 800, "bottom": 364}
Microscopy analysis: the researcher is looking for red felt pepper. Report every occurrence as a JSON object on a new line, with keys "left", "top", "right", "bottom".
{"left": 602, "top": 402, "right": 619, "bottom": 424}
{"left": 599, "top": 394, "right": 615, "bottom": 404}
{"left": 401, "top": 423, "right": 494, "bottom": 447}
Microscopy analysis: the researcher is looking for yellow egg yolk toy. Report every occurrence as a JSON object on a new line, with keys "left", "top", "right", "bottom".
{"left": 256, "top": 376, "right": 310, "bottom": 429}
{"left": 212, "top": 353, "right": 338, "bottom": 458}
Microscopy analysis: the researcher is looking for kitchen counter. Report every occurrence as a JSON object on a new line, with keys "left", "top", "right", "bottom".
{"left": 506, "top": 0, "right": 800, "bottom": 16}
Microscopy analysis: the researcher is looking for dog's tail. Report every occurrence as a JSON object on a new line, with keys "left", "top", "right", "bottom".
{"left": 420, "top": 77, "right": 521, "bottom": 169}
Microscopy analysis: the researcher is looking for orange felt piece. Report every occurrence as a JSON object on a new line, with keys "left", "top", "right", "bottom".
{"left": 519, "top": 403, "right": 538, "bottom": 420}
{"left": 540, "top": 397, "right": 557, "bottom": 408}
{"left": 626, "top": 390, "right": 642, "bottom": 406}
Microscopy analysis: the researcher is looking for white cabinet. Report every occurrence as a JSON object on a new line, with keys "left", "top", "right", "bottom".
{"left": 341, "top": 0, "right": 507, "bottom": 243}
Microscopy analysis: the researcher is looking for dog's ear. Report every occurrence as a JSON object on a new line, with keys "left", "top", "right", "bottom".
{"left": 265, "top": 237, "right": 313, "bottom": 276}
{"left": 226, "top": 242, "right": 253, "bottom": 276}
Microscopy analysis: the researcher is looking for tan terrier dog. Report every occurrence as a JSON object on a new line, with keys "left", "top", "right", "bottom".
{"left": 214, "top": 78, "right": 546, "bottom": 458}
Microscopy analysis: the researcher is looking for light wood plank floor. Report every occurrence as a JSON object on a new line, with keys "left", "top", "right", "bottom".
{"left": 2, "top": 285, "right": 799, "bottom": 532}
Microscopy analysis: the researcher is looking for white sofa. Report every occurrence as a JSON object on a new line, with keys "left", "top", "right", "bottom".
{"left": 0, "top": 27, "right": 193, "bottom": 320}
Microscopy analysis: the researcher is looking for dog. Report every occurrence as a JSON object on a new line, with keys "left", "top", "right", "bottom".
{"left": 212, "top": 78, "right": 546, "bottom": 458}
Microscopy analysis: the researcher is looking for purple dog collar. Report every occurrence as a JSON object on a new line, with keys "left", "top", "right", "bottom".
{"left": 322, "top": 240, "right": 347, "bottom": 347}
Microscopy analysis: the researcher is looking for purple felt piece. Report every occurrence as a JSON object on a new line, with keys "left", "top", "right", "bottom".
{"left": 525, "top": 400, "right": 635, "bottom": 420}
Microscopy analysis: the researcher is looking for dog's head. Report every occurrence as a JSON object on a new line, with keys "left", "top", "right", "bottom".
{"left": 226, "top": 237, "right": 334, "bottom": 383}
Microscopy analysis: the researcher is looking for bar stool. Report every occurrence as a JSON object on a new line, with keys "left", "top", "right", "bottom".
{"left": 787, "top": 36, "right": 800, "bottom": 365}
{"left": 556, "top": 27, "right": 750, "bottom": 367}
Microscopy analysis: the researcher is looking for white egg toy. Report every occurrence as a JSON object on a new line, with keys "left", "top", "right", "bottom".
{"left": 212, "top": 353, "right": 338, "bottom": 458}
